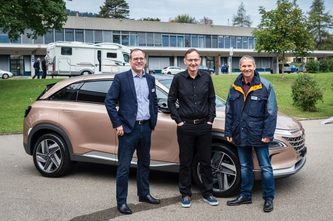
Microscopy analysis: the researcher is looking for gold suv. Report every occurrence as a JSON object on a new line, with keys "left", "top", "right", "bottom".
{"left": 23, "top": 74, "right": 307, "bottom": 197}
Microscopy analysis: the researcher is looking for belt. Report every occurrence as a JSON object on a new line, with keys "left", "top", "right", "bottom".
{"left": 136, "top": 120, "right": 149, "bottom": 125}
{"left": 182, "top": 117, "right": 208, "bottom": 125}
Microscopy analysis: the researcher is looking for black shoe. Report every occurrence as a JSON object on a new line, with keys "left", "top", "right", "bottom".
{"left": 117, "top": 204, "right": 132, "bottom": 214}
{"left": 263, "top": 199, "right": 274, "bottom": 212}
{"left": 139, "top": 194, "right": 161, "bottom": 204}
{"left": 227, "top": 195, "right": 252, "bottom": 206}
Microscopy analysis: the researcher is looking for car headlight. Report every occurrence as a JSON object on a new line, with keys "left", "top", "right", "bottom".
{"left": 269, "top": 139, "right": 288, "bottom": 150}
{"left": 275, "top": 129, "right": 293, "bottom": 136}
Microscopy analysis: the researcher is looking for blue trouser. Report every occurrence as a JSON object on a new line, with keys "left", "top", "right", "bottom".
{"left": 237, "top": 145, "right": 275, "bottom": 200}
{"left": 116, "top": 122, "right": 151, "bottom": 205}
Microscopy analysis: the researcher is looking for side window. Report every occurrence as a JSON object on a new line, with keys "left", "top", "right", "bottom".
{"left": 61, "top": 47, "right": 72, "bottom": 55}
{"left": 49, "top": 83, "right": 81, "bottom": 101}
{"left": 123, "top": 53, "right": 129, "bottom": 63}
{"left": 156, "top": 86, "right": 168, "bottom": 102}
{"left": 77, "top": 80, "right": 113, "bottom": 103}
{"left": 107, "top": 52, "right": 117, "bottom": 58}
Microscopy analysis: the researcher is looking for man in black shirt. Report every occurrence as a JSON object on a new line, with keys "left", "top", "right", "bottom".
{"left": 168, "top": 48, "right": 218, "bottom": 208}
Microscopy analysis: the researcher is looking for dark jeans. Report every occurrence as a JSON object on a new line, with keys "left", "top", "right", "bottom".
{"left": 32, "top": 68, "right": 40, "bottom": 79}
{"left": 237, "top": 145, "right": 275, "bottom": 200}
{"left": 177, "top": 122, "right": 213, "bottom": 198}
{"left": 116, "top": 122, "right": 151, "bottom": 204}
{"left": 42, "top": 68, "right": 47, "bottom": 79}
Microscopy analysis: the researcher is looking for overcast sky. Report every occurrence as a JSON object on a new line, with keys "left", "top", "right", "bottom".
{"left": 65, "top": 0, "right": 333, "bottom": 27}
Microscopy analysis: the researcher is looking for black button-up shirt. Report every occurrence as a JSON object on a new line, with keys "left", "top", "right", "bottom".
{"left": 167, "top": 70, "right": 216, "bottom": 124}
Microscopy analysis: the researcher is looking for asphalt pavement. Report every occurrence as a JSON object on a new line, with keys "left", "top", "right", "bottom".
{"left": 0, "top": 119, "right": 333, "bottom": 221}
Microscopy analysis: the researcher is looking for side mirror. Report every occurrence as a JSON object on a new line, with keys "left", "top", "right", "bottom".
{"left": 158, "top": 98, "right": 170, "bottom": 113}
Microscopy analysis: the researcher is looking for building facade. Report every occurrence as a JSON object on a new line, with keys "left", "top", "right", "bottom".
{"left": 0, "top": 16, "right": 332, "bottom": 76}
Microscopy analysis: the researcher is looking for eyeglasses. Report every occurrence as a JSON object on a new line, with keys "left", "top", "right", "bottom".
{"left": 132, "top": 57, "right": 145, "bottom": 62}
{"left": 186, "top": 58, "right": 200, "bottom": 63}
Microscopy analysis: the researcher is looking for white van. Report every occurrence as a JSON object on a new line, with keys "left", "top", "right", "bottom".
{"left": 46, "top": 42, "right": 131, "bottom": 76}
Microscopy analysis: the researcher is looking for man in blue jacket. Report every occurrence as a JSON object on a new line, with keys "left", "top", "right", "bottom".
{"left": 105, "top": 49, "right": 159, "bottom": 215}
{"left": 225, "top": 55, "right": 277, "bottom": 212}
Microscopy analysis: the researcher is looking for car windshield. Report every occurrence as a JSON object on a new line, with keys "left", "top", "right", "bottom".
{"left": 157, "top": 77, "right": 225, "bottom": 108}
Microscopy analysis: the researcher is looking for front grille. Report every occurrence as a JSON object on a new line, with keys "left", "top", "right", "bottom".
{"left": 282, "top": 134, "right": 306, "bottom": 157}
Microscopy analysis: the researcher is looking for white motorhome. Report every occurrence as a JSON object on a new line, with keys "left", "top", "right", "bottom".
{"left": 46, "top": 42, "right": 131, "bottom": 76}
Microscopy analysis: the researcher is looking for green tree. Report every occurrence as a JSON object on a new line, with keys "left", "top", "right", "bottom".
{"left": 308, "top": 0, "right": 333, "bottom": 50}
{"left": 0, "top": 0, "right": 67, "bottom": 41}
{"left": 138, "top": 18, "right": 161, "bottom": 21}
{"left": 252, "top": 0, "right": 314, "bottom": 78}
{"left": 232, "top": 2, "right": 252, "bottom": 27}
{"left": 170, "top": 14, "right": 197, "bottom": 23}
{"left": 97, "top": 0, "right": 129, "bottom": 19}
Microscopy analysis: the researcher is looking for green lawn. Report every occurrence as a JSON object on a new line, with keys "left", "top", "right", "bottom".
{"left": 1, "top": 73, "right": 333, "bottom": 134}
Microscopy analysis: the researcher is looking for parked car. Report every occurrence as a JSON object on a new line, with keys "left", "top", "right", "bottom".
{"left": 270, "top": 63, "right": 295, "bottom": 74}
{"left": 162, "top": 66, "right": 185, "bottom": 75}
{"left": 199, "top": 66, "right": 215, "bottom": 75}
{"left": 0, "top": 69, "right": 13, "bottom": 79}
{"left": 23, "top": 74, "right": 307, "bottom": 197}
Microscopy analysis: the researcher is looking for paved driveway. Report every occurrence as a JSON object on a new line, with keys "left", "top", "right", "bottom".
{"left": 0, "top": 119, "right": 332, "bottom": 221}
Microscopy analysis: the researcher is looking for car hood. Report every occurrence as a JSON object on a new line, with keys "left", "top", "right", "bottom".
{"left": 215, "top": 107, "right": 302, "bottom": 131}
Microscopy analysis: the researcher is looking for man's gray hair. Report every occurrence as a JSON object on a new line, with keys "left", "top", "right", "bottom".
{"left": 239, "top": 55, "right": 256, "bottom": 66}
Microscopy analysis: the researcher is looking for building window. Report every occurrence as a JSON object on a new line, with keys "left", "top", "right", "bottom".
{"left": 192, "top": 35, "right": 198, "bottom": 47}
{"left": 198, "top": 35, "right": 204, "bottom": 48}
{"left": 249, "top": 37, "right": 254, "bottom": 49}
{"left": 218, "top": 36, "right": 224, "bottom": 48}
{"left": 154, "top": 33, "right": 162, "bottom": 47}
{"left": 147, "top": 32, "right": 153, "bottom": 46}
{"left": 224, "top": 36, "right": 230, "bottom": 48}
{"left": 177, "top": 35, "right": 184, "bottom": 47}
{"left": 185, "top": 35, "right": 191, "bottom": 47}
{"left": 44, "top": 29, "right": 54, "bottom": 44}
{"left": 103, "top": 31, "right": 111, "bottom": 42}
{"left": 0, "top": 28, "right": 9, "bottom": 43}
{"left": 113, "top": 31, "right": 120, "bottom": 44}
{"left": 129, "top": 32, "right": 137, "bottom": 46}
{"left": 65, "top": 29, "right": 74, "bottom": 42}
{"left": 95, "top": 30, "right": 102, "bottom": 43}
{"left": 242, "top": 37, "right": 248, "bottom": 49}
{"left": 85, "top": 30, "right": 93, "bottom": 43}
{"left": 205, "top": 35, "right": 211, "bottom": 48}
{"left": 230, "top": 36, "right": 236, "bottom": 48}
{"left": 162, "top": 34, "right": 169, "bottom": 47}
{"left": 75, "top": 29, "right": 84, "bottom": 42}
{"left": 170, "top": 35, "right": 176, "bottom": 47}
{"left": 34, "top": 35, "right": 44, "bottom": 44}
{"left": 212, "top": 35, "right": 217, "bottom": 48}
{"left": 55, "top": 30, "right": 64, "bottom": 41}
{"left": 236, "top": 37, "right": 242, "bottom": 49}
{"left": 138, "top": 32, "right": 146, "bottom": 46}
{"left": 22, "top": 30, "right": 33, "bottom": 44}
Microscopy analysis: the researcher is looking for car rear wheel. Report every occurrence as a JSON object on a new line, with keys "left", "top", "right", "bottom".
{"left": 33, "top": 133, "right": 72, "bottom": 177}
{"left": 81, "top": 71, "right": 92, "bottom": 75}
{"left": 167, "top": 72, "right": 171, "bottom": 75}
{"left": 2, "top": 74, "right": 9, "bottom": 79}
{"left": 192, "top": 143, "right": 240, "bottom": 197}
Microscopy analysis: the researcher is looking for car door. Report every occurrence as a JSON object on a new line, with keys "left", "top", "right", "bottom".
{"left": 58, "top": 80, "right": 117, "bottom": 161}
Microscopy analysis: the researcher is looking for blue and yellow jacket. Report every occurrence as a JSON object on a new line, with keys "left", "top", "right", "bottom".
{"left": 225, "top": 71, "right": 277, "bottom": 147}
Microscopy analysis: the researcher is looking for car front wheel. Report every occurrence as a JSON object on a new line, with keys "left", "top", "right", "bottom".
{"left": 192, "top": 143, "right": 240, "bottom": 197}
{"left": 2, "top": 74, "right": 9, "bottom": 79}
{"left": 33, "top": 133, "right": 72, "bottom": 177}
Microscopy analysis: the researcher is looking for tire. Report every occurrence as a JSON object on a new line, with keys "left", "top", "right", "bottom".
{"left": 33, "top": 133, "right": 72, "bottom": 177}
{"left": 2, "top": 74, "right": 9, "bottom": 79}
{"left": 81, "top": 71, "right": 92, "bottom": 75}
{"left": 167, "top": 72, "right": 171, "bottom": 75}
{"left": 192, "top": 143, "right": 241, "bottom": 197}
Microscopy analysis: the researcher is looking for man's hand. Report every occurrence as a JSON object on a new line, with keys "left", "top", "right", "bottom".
{"left": 226, "top": 137, "right": 233, "bottom": 142}
{"left": 261, "top": 138, "right": 271, "bottom": 143}
{"left": 207, "top": 121, "right": 213, "bottom": 125}
{"left": 177, "top": 122, "right": 184, "bottom": 127}
{"left": 116, "top": 125, "right": 124, "bottom": 136}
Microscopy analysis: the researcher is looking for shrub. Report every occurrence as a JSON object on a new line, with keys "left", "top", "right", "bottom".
{"left": 305, "top": 60, "right": 319, "bottom": 73}
{"left": 291, "top": 74, "right": 323, "bottom": 111}
{"left": 319, "top": 59, "right": 329, "bottom": 72}
{"left": 328, "top": 59, "right": 333, "bottom": 72}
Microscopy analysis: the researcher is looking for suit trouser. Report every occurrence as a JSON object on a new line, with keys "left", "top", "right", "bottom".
{"left": 33, "top": 68, "right": 40, "bottom": 79}
{"left": 177, "top": 122, "right": 213, "bottom": 198}
{"left": 116, "top": 122, "right": 151, "bottom": 205}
